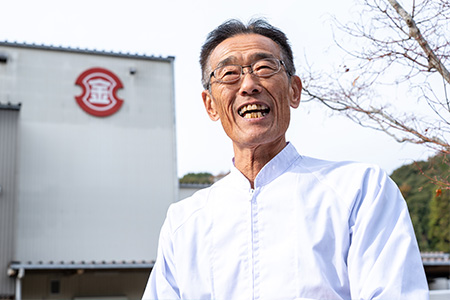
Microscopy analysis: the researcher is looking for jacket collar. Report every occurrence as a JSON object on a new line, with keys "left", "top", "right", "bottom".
{"left": 229, "top": 142, "right": 301, "bottom": 189}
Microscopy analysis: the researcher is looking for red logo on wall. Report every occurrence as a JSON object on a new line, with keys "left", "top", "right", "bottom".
{"left": 75, "top": 67, "right": 124, "bottom": 117}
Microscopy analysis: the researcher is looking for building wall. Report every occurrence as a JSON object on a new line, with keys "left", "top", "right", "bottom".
{"left": 21, "top": 269, "right": 150, "bottom": 300}
{"left": 0, "top": 43, "right": 177, "bottom": 264}
{"left": 0, "top": 108, "right": 20, "bottom": 296}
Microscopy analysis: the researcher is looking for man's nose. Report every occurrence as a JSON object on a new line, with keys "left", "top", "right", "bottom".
{"left": 239, "top": 68, "right": 261, "bottom": 96}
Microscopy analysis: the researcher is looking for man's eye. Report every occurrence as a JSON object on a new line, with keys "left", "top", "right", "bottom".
{"left": 218, "top": 67, "right": 240, "bottom": 79}
{"left": 224, "top": 70, "right": 238, "bottom": 76}
{"left": 255, "top": 65, "right": 271, "bottom": 71}
{"left": 254, "top": 63, "right": 276, "bottom": 72}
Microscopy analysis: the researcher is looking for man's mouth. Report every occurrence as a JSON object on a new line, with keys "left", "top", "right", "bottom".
{"left": 238, "top": 104, "right": 270, "bottom": 119}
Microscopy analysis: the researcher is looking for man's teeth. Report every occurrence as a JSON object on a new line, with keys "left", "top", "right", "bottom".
{"left": 239, "top": 104, "right": 269, "bottom": 118}
{"left": 244, "top": 112, "right": 264, "bottom": 119}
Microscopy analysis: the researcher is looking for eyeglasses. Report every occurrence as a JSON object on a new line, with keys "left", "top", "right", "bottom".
{"left": 208, "top": 58, "right": 289, "bottom": 88}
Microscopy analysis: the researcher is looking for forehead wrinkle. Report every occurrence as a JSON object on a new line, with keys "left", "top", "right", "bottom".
{"left": 249, "top": 52, "right": 277, "bottom": 61}
{"left": 215, "top": 52, "right": 278, "bottom": 69}
{"left": 216, "top": 56, "right": 238, "bottom": 68}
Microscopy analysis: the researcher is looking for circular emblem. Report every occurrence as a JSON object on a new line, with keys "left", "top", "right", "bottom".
{"left": 75, "top": 67, "right": 124, "bottom": 117}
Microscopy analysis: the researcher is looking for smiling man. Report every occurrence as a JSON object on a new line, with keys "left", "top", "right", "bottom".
{"left": 142, "top": 19, "right": 429, "bottom": 300}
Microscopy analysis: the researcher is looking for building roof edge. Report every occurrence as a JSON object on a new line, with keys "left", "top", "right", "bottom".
{"left": 0, "top": 41, "right": 175, "bottom": 62}
{"left": 0, "top": 102, "right": 21, "bottom": 111}
{"left": 8, "top": 260, "right": 155, "bottom": 272}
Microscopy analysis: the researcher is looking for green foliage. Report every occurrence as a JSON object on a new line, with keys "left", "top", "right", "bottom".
{"left": 390, "top": 154, "right": 450, "bottom": 252}
{"left": 428, "top": 189, "right": 450, "bottom": 252}
{"left": 179, "top": 172, "right": 214, "bottom": 184}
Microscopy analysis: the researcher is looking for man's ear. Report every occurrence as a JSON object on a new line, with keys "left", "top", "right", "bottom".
{"left": 202, "top": 90, "right": 220, "bottom": 121}
{"left": 289, "top": 75, "right": 302, "bottom": 109}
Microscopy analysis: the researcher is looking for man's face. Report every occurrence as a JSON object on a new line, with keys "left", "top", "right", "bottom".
{"left": 202, "top": 34, "right": 302, "bottom": 150}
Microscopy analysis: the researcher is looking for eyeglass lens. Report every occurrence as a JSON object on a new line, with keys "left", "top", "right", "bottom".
{"left": 213, "top": 58, "right": 281, "bottom": 84}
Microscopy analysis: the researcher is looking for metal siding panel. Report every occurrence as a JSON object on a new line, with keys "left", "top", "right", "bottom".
{"left": 0, "top": 44, "right": 176, "bottom": 264}
{"left": 0, "top": 110, "right": 19, "bottom": 296}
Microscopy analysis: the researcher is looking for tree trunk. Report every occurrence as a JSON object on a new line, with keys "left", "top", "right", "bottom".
{"left": 387, "top": 0, "right": 450, "bottom": 84}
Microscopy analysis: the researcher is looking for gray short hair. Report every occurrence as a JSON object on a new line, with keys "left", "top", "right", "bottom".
{"left": 200, "top": 18, "right": 296, "bottom": 90}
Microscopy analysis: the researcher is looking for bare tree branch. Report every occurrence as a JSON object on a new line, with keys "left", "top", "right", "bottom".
{"left": 387, "top": 0, "right": 450, "bottom": 83}
{"left": 300, "top": 0, "right": 450, "bottom": 187}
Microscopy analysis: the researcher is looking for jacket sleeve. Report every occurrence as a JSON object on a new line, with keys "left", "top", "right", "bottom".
{"left": 347, "top": 167, "right": 429, "bottom": 299}
{"left": 142, "top": 211, "right": 180, "bottom": 300}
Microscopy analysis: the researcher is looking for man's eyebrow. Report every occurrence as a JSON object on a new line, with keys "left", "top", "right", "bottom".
{"left": 215, "top": 56, "right": 238, "bottom": 68}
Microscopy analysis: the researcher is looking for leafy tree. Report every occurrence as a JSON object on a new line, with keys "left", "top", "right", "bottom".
{"left": 428, "top": 188, "right": 450, "bottom": 252}
{"left": 179, "top": 172, "right": 214, "bottom": 184}
{"left": 391, "top": 154, "right": 450, "bottom": 250}
{"left": 391, "top": 160, "right": 432, "bottom": 249}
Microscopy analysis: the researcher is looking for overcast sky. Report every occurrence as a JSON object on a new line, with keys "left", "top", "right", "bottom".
{"left": 0, "top": 0, "right": 435, "bottom": 176}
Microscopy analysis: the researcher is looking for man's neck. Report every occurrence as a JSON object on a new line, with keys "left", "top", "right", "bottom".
{"left": 233, "top": 138, "right": 287, "bottom": 188}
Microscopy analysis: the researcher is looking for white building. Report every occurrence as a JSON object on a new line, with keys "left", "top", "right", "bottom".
{"left": 0, "top": 42, "right": 177, "bottom": 300}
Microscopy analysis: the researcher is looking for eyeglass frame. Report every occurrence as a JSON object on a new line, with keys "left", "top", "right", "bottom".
{"left": 207, "top": 58, "right": 292, "bottom": 90}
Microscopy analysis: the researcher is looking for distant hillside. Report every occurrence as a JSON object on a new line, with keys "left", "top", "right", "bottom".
{"left": 390, "top": 154, "right": 449, "bottom": 252}
{"left": 179, "top": 172, "right": 214, "bottom": 184}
